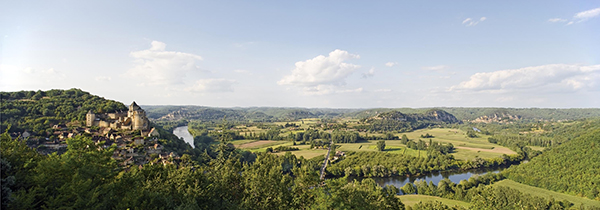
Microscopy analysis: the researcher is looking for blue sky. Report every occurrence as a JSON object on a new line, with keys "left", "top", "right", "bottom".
{"left": 1, "top": 1, "right": 599, "bottom": 108}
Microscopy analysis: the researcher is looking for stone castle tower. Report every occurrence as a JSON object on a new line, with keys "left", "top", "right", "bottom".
{"left": 86, "top": 110, "right": 96, "bottom": 127}
{"left": 86, "top": 101, "right": 149, "bottom": 130}
{"left": 128, "top": 101, "right": 149, "bottom": 130}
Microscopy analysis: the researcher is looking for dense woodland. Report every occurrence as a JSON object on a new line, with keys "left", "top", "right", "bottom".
{"left": 0, "top": 89, "right": 127, "bottom": 134}
{"left": 142, "top": 105, "right": 600, "bottom": 123}
{"left": 1, "top": 132, "right": 406, "bottom": 209}
{"left": 506, "top": 129, "right": 600, "bottom": 200}
{"left": 3, "top": 89, "right": 600, "bottom": 209}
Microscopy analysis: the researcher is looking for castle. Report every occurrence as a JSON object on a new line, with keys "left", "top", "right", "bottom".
{"left": 86, "top": 101, "right": 149, "bottom": 130}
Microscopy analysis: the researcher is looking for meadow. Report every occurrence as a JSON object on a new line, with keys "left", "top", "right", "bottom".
{"left": 233, "top": 127, "right": 516, "bottom": 161}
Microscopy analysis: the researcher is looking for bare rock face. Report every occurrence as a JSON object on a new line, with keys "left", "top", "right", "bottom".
{"left": 372, "top": 109, "right": 460, "bottom": 124}
{"left": 471, "top": 112, "right": 521, "bottom": 123}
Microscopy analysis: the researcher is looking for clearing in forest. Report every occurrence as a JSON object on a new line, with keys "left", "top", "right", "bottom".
{"left": 237, "top": 140, "right": 286, "bottom": 149}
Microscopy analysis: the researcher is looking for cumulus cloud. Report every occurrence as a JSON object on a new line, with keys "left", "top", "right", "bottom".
{"left": 385, "top": 62, "right": 398, "bottom": 67}
{"left": 186, "top": 78, "right": 236, "bottom": 93}
{"left": 462, "top": 17, "right": 486, "bottom": 26}
{"left": 362, "top": 68, "right": 375, "bottom": 78}
{"left": 551, "top": 7, "right": 600, "bottom": 25}
{"left": 278, "top": 49, "right": 361, "bottom": 95}
{"left": 126, "top": 41, "right": 203, "bottom": 86}
{"left": 450, "top": 64, "right": 600, "bottom": 92}
{"left": 574, "top": 7, "right": 600, "bottom": 22}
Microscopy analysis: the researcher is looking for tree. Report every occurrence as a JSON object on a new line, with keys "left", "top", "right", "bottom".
{"left": 376, "top": 141, "right": 386, "bottom": 151}
{"left": 401, "top": 182, "right": 416, "bottom": 194}
{"left": 466, "top": 130, "right": 478, "bottom": 138}
{"left": 401, "top": 134, "right": 409, "bottom": 144}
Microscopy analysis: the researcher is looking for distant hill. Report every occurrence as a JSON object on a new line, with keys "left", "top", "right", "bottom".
{"left": 143, "top": 105, "right": 600, "bottom": 123}
{"left": 356, "top": 109, "right": 460, "bottom": 132}
{"left": 440, "top": 107, "right": 600, "bottom": 121}
{"left": 505, "top": 128, "right": 600, "bottom": 200}
{"left": 345, "top": 107, "right": 600, "bottom": 122}
{"left": 0, "top": 89, "right": 127, "bottom": 134}
{"left": 142, "top": 106, "right": 360, "bottom": 122}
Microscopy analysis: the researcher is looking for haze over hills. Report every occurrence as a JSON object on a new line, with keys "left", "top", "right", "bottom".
{"left": 143, "top": 104, "right": 600, "bottom": 122}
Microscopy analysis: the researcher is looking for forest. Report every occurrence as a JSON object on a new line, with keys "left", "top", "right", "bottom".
{"left": 2, "top": 89, "right": 600, "bottom": 209}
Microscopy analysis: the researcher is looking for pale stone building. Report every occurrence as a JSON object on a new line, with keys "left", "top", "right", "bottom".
{"left": 86, "top": 101, "right": 149, "bottom": 131}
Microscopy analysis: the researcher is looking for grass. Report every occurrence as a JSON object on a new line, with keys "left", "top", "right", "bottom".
{"left": 402, "top": 128, "right": 496, "bottom": 149}
{"left": 529, "top": 146, "right": 546, "bottom": 151}
{"left": 397, "top": 195, "right": 471, "bottom": 208}
{"left": 234, "top": 128, "right": 517, "bottom": 161}
{"left": 399, "top": 128, "right": 516, "bottom": 160}
{"left": 493, "top": 180, "right": 600, "bottom": 208}
{"left": 229, "top": 139, "right": 258, "bottom": 146}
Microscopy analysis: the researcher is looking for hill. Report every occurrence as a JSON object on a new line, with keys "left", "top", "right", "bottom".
{"left": 1, "top": 89, "right": 127, "bottom": 134}
{"left": 142, "top": 105, "right": 360, "bottom": 122}
{"left": 505, "top": 128, "right": 600, "bottom": 200}
{"left": 357, "top": 109, "right": 460, "bottom": 132}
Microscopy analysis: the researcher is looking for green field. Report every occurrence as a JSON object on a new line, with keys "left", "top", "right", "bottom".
{"left": 233, "top": 127, "right": 517, "bottom": 161}
{"left": 493, "top": 180, "right": 600, "bottom": 208}
{"left": 397, "top": 194, "right": 471, "bottom": 208}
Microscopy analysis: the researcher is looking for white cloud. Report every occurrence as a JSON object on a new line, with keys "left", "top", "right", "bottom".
{"left": 451, "top": 64, "right": 600, "bottom": 92}
{"left": 278, "top": 49, "right": 361, "bottom": 94}
{"left": 362, "top": 67, "right": 375, "bottom": 78}
{"left": 385, "top": 62, "right": 398, "bottom": 67}
{"left": 126, "top": 41, "right": 203, "bottom": 86}
{"left": 552, "top": 7, "right": 600, "bottom": 25}
{"left": 574, "top": 7, "right": 600, "bottom": 21}
{"left": 95, "top": 76, "right": 112, "bottom": 82}
{"left": 422, "top": 65, "right": 448, "bottom": 71}
{"left": 462, "top": 17, "right": 486, "bottom": 26}
{"left": 186, "top": 78, "right": 236, "bottom": 93}
{"left": 548, "top": 18, "right": 567, "bottom": 23}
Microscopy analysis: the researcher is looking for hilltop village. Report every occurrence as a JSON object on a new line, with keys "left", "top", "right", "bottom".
{"left": 14, "top": 102, "right": 179, "bottom": 167}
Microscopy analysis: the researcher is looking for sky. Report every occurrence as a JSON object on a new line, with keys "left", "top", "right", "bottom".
{"left": 1, "top": 1, "right": 599, "bottom": 108}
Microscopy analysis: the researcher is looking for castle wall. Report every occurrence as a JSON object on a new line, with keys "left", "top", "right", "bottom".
{"left": 99, "top": 121, "right": 110, "bottom": 128}
{"left": 87, "top": 102, "right": 150, "bottom": 131}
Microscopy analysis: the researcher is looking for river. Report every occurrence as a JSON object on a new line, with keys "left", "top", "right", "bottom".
{"left": 173, "top": 126, "right": 195, "bottom": 148}
{"left": 349, "top": 167, "right": 504, "bottom": 190}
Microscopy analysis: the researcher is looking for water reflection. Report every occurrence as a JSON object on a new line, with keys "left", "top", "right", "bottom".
{"left": 350, "top": 167, "right": 503, "bottom": 190}
{"left": 173, "top": 126, "right": 195, "bottom": 148}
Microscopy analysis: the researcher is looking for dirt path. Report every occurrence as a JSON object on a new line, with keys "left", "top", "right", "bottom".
{"left": 454, "top": 146, "right": 517, "bottom": 154}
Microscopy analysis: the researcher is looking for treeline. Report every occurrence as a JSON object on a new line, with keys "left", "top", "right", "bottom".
{"left": 506, "top": 129, "right": 600, "bottom": 200}
{"left": 0, "top": 132, "right": 405, "bottom": 209}
{"left": 326, "top": 151, "right": 523, "bottom": 178}
{"left": 471, "top": 118, "right": 600, "bottom": 147}
{"left": 442, "top": 107, "right": 600, "bottom": 121}
{"left": 0, "top": 89, "right": 127, "bottom": 134}
{"left": 153, "top": 119, "right": 188, "bottom": 132}
{"left": 401, "top": 173, "right": 577, "bottom": 209}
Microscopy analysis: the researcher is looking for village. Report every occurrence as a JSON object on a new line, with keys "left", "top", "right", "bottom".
{"left": 9, "top": 102, "right": 180, "bottom": 167}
